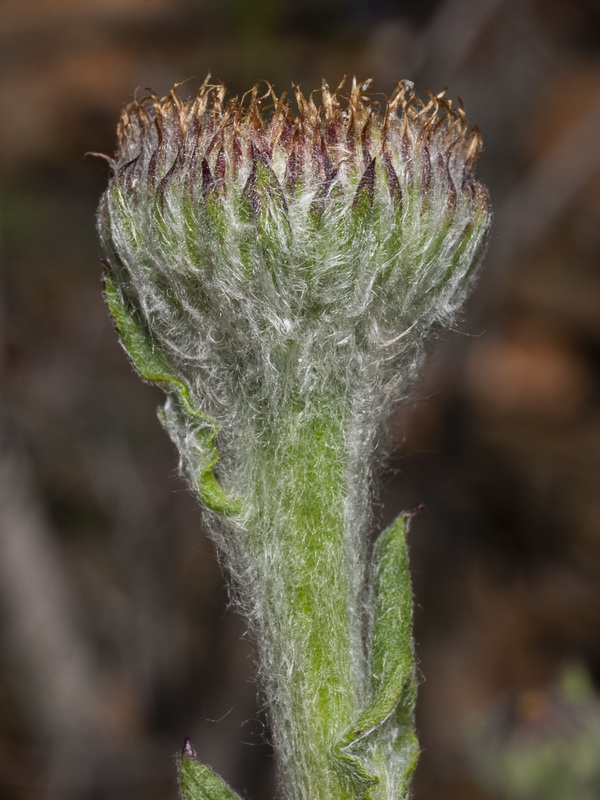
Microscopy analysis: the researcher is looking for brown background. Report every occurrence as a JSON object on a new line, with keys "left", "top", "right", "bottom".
{"left": 1, "top": 0, "right": 600, "bottom": 798}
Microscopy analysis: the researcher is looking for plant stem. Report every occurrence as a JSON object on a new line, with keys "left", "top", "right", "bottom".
{"left": 242, "top": 398, "right": 367, "bottom": 800}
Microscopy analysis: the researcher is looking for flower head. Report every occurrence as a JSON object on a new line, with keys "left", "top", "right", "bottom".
{"left": 98, "top": 76, "right": 490, "bottom": 499}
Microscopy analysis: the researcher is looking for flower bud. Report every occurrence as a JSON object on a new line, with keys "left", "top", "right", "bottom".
{"left": 98, "top": 77, "right": 490, "bottom": 501}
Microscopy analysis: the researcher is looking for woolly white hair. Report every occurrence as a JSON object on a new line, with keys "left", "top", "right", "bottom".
{"left": 98, "top": 76, "right": 491, "bottom": 800}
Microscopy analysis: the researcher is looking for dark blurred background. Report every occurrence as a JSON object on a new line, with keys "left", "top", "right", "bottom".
{"left": 1, "top": 0, "right": 600, "bottom": 798}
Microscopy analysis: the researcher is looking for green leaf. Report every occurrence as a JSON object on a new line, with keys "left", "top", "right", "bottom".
{"left": 335, "top": 511, "right": 419, "bottom": 798}
{"left": 103, "top": 266, "right": 241, "bottom": 516}
{"left": 178, "top": 741, "right": 244, "bottom": 800}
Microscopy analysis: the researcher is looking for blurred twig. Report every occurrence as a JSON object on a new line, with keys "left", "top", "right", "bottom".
{"left": 0, "top": 419, "right": 100, "bottom": 793}
{"left": 491, "top": 87, "right": 600, "bottom": 274}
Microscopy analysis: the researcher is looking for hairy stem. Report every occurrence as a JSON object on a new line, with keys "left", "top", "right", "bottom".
{"left": 238, "top": 399, "right": 367, "bottom": 800}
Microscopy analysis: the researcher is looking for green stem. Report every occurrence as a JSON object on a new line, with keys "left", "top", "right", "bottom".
{"left": 244, "top": 398, "right": 366, "bottom": 800}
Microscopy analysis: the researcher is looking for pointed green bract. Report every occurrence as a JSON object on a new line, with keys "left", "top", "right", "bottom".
{"left": 178, "top": 749, "right": 243, "bottom": 800}
{"left": 335, "top": 513, "right": 418, "bottom": 799}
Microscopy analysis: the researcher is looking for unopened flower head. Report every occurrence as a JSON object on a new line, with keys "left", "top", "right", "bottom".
{"left": 98, "top": 77, "right": 490, "bottom": 493}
